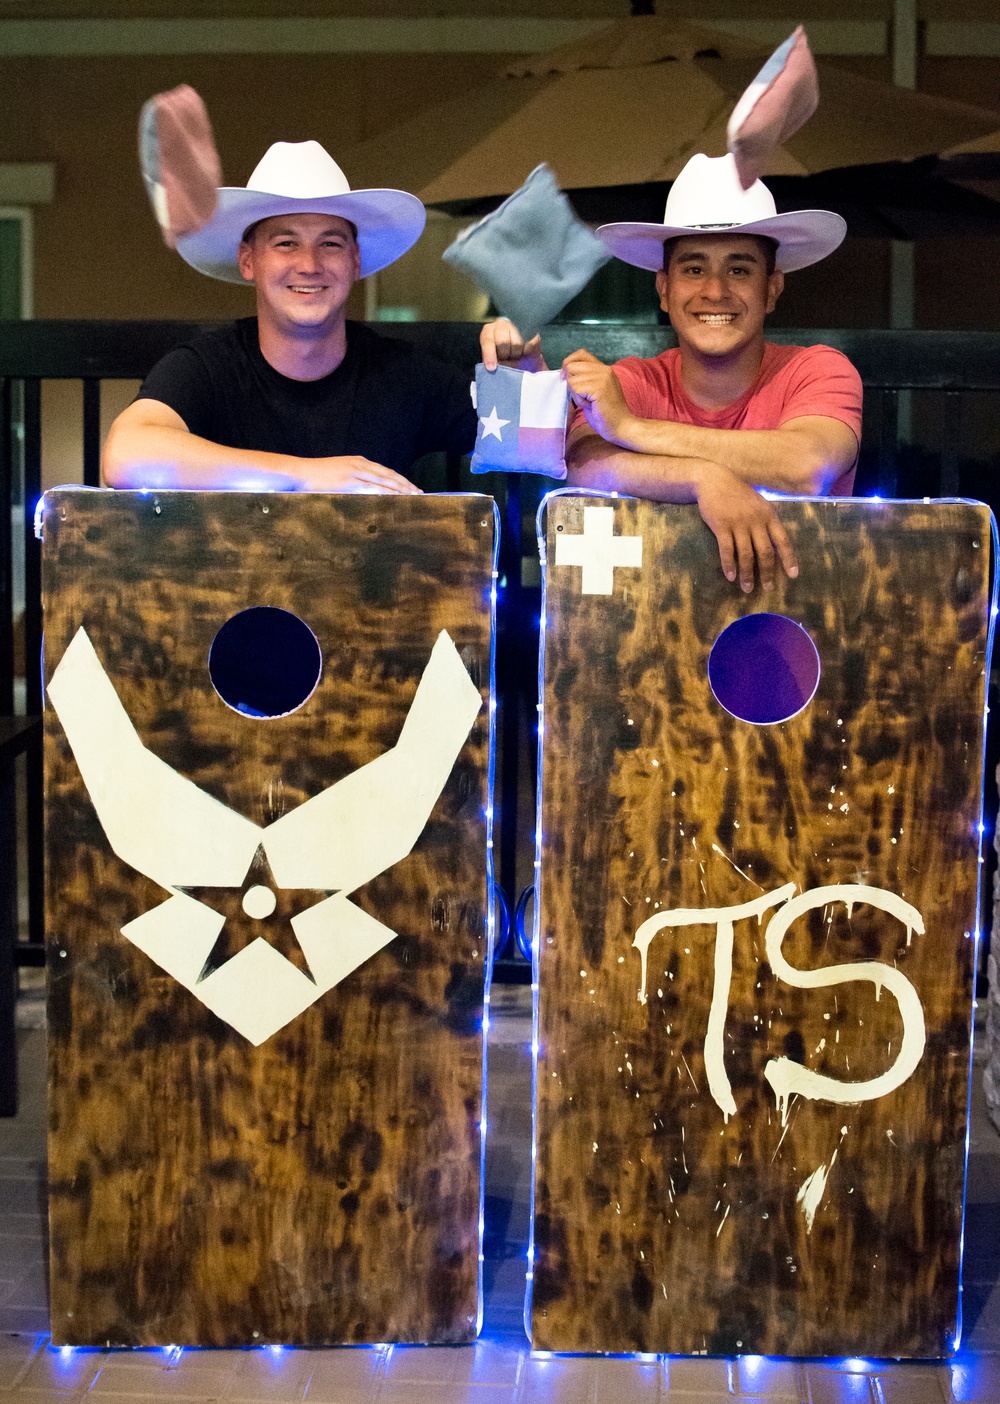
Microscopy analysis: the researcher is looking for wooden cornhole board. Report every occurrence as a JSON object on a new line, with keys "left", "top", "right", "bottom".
{"left": 42, "top": 490, "right": 496, "bottom": 1347}
{"left": 532, "top": 494, "right": 992, "bottom": 1358}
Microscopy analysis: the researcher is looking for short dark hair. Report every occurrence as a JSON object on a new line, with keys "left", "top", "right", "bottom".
{"left": 240, "top": 215, "right": 358, "bottom": 245}
{"left": 662, "top": 233, "right": 778, "bottom": 275}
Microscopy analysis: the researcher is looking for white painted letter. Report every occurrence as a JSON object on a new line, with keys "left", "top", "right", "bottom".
{"left": 763, "top": 884, "right": 926, "bottom": 1122}
{"left": 633, "top": 884, "right": 796, "bottom": 1120}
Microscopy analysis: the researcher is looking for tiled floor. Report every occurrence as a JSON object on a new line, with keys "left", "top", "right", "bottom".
{"left": 1, "top": 983, "right": 999, "bottom": 1404}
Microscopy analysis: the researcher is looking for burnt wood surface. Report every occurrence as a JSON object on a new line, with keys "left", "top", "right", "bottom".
{"left": 42, "top": 490, "right": 495, "bottom": 1347}
{"left": 532, "top": 495, "right": 991, "bottom": 1358}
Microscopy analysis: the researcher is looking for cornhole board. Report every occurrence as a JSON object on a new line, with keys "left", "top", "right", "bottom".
{"left": 531, "top": 493, "right": 992, "bottom": 1358}
{"left": 42, "top": 489, "right": 497, "bottom": 1347}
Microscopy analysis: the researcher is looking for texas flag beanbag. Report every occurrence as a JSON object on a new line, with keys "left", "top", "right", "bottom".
{"left": 470, "top": 365, "right": 569, "bottom": 479}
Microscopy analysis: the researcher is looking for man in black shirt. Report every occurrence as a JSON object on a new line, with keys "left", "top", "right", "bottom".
{"left": 103, "top": 140, "right": 477, "bottom": 493}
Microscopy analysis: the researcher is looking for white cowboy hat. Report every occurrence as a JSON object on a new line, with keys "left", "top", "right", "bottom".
{"left": 596, "top": 152, "right": 846, "bottom": 273}
{"left": 175, "top": 140, "right": 426, "bottom": 282}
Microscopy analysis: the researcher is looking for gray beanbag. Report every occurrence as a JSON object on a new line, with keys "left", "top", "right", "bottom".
{"left": 443, "top": 164, "right": 609, "bottom": 340}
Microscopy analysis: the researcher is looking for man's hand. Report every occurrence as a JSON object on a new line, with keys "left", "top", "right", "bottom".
{"left": 694, "top": 463, "right": 797, "bottom": 593}
{"left": 479, "top": 318, "right": 546, "bottom": 372}
{"left": 562, "top": 349, "right": 635, "bottom": 445}
{"left": 294, "top": 457, "right": 421, "bottom": 494}
{"left": 567, "top": 427, "right": 798, "bottom": 592}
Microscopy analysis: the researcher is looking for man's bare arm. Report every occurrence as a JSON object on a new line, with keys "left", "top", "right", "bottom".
{"left": 568, "top": 426, "right": 798, "bottom": 594}
{"left": 563, "top": 349, "right": 857, "bottom": 496}
{"left": 567, "top": 426, "right": 706, "bottom": 503}
{"left": 102, "top": 399, "right": 421, "bottom": 494}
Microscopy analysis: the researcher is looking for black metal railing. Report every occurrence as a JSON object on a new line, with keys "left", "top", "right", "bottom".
{"left": 2, "top": 321, "right": 1000, "bottom": 1108}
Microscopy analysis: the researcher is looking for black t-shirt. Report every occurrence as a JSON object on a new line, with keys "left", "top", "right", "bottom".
{"left": 137, "top": 318, "right": 477, "bottom": 478}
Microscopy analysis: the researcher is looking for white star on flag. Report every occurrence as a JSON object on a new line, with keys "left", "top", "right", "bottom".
{"left": 480, "top": 406, "right": 510, "bottom": 442}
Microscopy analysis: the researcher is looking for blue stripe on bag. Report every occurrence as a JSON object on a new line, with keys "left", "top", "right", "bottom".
{"left": 471, "top": 366, "right": 523, "bottom": 475}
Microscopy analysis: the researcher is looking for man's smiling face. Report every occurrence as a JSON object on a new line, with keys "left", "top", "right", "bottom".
{"left": 656, "top": 234, "right": 784, "bottom": 361}
{"left": 237, "top": 213, "right": 361, "bottom": 335}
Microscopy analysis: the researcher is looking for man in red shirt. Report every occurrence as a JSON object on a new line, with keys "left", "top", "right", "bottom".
{"left": 481, "top": 153, "right": 862, "bottom": 594}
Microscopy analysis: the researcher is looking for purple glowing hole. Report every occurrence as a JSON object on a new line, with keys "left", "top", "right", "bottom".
{"left": 708, "top": 613, "right": 820, "bottom": 726}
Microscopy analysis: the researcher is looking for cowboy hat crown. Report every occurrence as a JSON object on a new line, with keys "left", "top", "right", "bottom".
{"left": 597, "top": 152, "right": 846, "bottom": 273}
{"left": 245, "top": 140, "right": 349, "bottom": 199}
{"left": 176, "top": 139, "right": 426, "bottom": 283}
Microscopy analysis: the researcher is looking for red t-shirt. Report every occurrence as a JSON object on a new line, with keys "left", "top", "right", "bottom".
{"left": 571, "top": 342, "right": 863, "bottom": 496}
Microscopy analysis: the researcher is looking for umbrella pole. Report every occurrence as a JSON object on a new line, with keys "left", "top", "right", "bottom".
{"left": 891, "top": 0, "right": 917, "bottom": 441}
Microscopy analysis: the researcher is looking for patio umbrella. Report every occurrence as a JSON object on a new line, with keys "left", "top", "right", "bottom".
{"left": 343, "top": 14, "right": 1000, "bottom": 218}
{"left": 936, "top": 129, "right": 1000, "bottom": 181}
{"left": 767, "top": 160, "right": 1000, "bottom": 240}
{"left": 561, "top": 161, "right": 1000, "bottom": 239}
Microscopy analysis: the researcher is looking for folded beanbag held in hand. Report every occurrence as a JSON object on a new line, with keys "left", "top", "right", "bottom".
{"left": 726, "top": 26, "right": 819, "bottom": 191}
{"left": 444, "top": 164, "right": 609, "bottom": 341}
{"left": 139, "top": 85, "right": 222, "bottom": 248}
{"left": 470, "top": 364, "right": 569, "bottom": 479}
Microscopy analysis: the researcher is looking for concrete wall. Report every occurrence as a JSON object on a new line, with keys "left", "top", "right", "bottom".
{"left": 0, "top": 50, "right": 508, "bottom": 322}
{"left": 0, "top": 46, "right": 996, "bottom": 328}
{"left": 0, "top": 33, "right": 994, "bottom": 486}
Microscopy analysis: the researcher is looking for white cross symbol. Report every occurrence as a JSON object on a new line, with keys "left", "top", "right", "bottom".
{"left": 479, "top": 406, "right": 510, "bottom": 441}
{"left": 554, "top": 506, "right": 643, "bottom": 595}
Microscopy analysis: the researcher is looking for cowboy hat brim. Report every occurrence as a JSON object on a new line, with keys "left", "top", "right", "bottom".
{"left": 175, "top": 186, "right": 427, "bottom": 282}
{"left": 596, "top": 209, "right": 847, "bottom": 274}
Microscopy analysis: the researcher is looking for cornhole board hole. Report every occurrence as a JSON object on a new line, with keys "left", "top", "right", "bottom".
{"left": 531, "top": 493, "right": 993, "bottom": 1358}
{"left": 42, "top": 489, "right": 497, "bottom": 1348}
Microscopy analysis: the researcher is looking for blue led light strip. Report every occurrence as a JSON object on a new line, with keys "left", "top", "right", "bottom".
{"left": 475, "top": 494, "right": 501, "bottom": 1338}
{"left": 525, "top": 486, "right": 610, "bottom": 1339}
{"left": 524, "top": 489, "right": 999, "bottom": 1359}
{"left": 477, "top": 495, "right": 502, "bottom": 1335}
{"left": 956, "top": 497, "right": 999, "bottom": 1353}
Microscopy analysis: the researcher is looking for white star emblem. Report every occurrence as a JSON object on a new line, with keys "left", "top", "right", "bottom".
{"left": 479, "top": 406, "right": 510, "bottom": 442}
{"left": 47, "top": 627, "right": 483, "bottom": 1046}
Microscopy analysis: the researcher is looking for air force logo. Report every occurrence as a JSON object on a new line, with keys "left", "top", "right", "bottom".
{"left": 47, "top": 627, "right": 483, "bottom": 1045}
